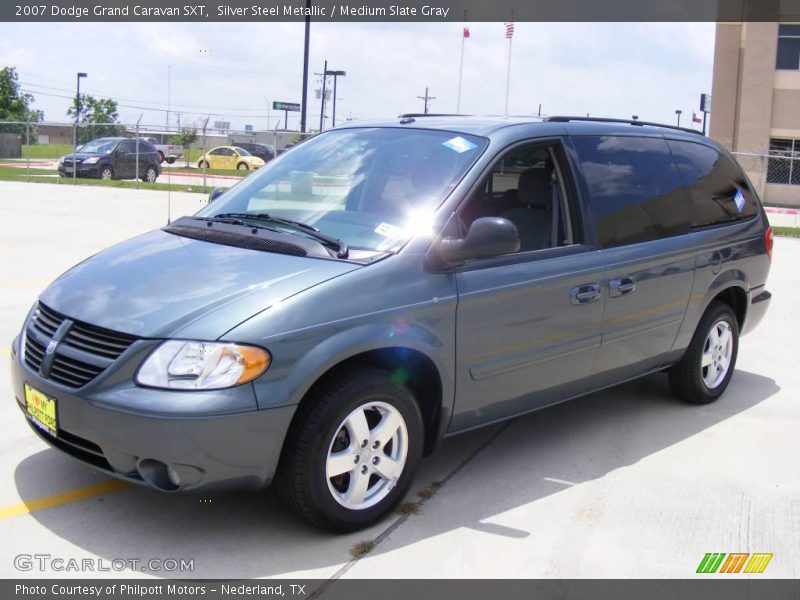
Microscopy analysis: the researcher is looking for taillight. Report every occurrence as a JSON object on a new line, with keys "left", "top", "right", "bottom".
{"left": 765, "top": 226, "right": 774, "bottom": 261}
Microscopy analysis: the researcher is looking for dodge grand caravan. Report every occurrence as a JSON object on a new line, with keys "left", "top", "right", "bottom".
{"left": 11, "top": 116, "right": 773, "bottom": 531}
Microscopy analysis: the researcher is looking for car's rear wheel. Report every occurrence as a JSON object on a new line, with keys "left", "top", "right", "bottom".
{"left": 158, "top": 151, "right": 166, "bottom": 164}
{"left": 277, "top": 367, "right": 423, "bottom": 532}
{"left": 237, "top": 162, "right": 249, "bottom": 171}
{"left": 198, "top": 159, "right": 209, "bottom": 169}
{"left": 144, "top": 165, "right": 158, "bottom": 183}
{"left": 668, "top": 301, "right": 739, "bottom": 404}
{"left": 99, "top": 167, "right": 114, "bottom": 181}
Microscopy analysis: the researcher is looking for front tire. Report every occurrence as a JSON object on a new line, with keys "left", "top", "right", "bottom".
{"left": 99, "top": 167, "right": 114, "bottom": 181}
{"left": 668, "top": 301, "right": 739, "bottom": 404}
{"left": 198, "top": 159, "right": 209, "bottom": 169}
{"left": 277, "top": 367, "right": 423, "bottom": 532}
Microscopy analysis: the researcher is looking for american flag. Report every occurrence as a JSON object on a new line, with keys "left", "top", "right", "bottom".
{"left": 505, "top": 21, "right": 515, "bottom": 39}
{"left": 463, "top": 26, "right": 470, "bottom": 38}
{"left": 692, "top": 112, "right": 702, "bottom": 124}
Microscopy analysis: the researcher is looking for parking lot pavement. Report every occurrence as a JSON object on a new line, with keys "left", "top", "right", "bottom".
{"left": 0, "top": 180, "right": 797, "bottom": 579}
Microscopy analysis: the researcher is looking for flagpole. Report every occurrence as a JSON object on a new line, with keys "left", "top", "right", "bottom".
{"left": 504, "top": 12, "right": 514, "bottom": 117}
{"left": 456, "top": 20, "right": 466, "bottom": 113}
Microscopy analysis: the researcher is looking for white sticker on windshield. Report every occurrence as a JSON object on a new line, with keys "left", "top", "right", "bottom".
{"left": 734, "top": 189, "right": 746, "bottom": 213}
{"left": 375, "top": 222, "right": 402, "bottom": 239}
{"left": 442, "top": 136, "right": 477, "bottom": 153}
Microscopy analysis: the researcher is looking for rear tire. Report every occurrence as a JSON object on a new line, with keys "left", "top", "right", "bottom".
{"left": 144, "top": 165, "right": 157, "bottom": 183}
{"left": 237, "top": 162, "right": 249, "bottom": 171}
{"left": 158, "top": 151, "right": 166, "bottom": 164}
{"left": 276, "top": 367, "right": 423, "bottom": 532}
{"left": 668, "top": 301, "right": 739, "bottom": 404}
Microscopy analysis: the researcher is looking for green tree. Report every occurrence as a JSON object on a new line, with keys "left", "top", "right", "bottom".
{"left": 171, "top": 127, "right": 198, "bottom": 167}
{"left": 67, "top": 94, "right": 124, "bottom": 143}
{"left": 0, "top": 66, "right": 42, "bottom": 134}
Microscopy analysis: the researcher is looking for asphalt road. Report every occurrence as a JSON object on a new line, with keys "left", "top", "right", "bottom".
{"left": 0, "top": 181, "right": 797, "bottom": 579}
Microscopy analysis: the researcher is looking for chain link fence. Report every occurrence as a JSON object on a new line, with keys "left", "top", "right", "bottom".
{"left": 0, "top": 119, "right": 316, "bottom": 194}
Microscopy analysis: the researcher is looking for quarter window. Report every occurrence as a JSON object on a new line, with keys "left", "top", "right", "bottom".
{"left": 667, "top": 140, "right": 758, "bottom": 227}
{"left": 571, "top": 135, "right": 689, "bottom": 247}
{"left": 777, "top": 25, "right": 800, "bottom": 70}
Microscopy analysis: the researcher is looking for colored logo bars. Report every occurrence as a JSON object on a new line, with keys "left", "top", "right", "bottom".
{"left": 697, "top": 553, "right": 773, "bottom": 574}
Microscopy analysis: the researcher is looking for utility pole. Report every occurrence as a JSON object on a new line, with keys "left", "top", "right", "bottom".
{"left": 417, "top": 87, "right": 435, "bottom": 114}
{"left": 324, "top": 69, "right": 346, "bottom": 127}
{"left": 318, "top": 60, "right": 328, "bottom": 131}
{"left": 300, "top": 0, "right": 311, "bottom": 132}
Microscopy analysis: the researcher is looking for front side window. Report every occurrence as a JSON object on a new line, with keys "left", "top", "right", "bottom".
{"left": 457, "top": 141, "right": 576, "bottom": 253}
{"left": 571, "top": 135, "right": 688, "bottom": 247}
{"left": 777, "top": 24, "right": 800, "bottom": 70}
{"left": 196, "top": 127, "right": 487, "bottom": 252}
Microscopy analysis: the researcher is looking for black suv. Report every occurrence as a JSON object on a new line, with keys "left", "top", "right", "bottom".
{"left": 58, "top": 137, "right": 162, "bottom": 182}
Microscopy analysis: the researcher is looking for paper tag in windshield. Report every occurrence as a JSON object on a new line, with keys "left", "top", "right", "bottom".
{"left": 375, "top": 222, "right": 402, "bottom": 239}
{"left": 442, "top": 136, "right": 477, "bottom": 153}
{"left": 734, "top": 189, "right": 746, "bottom": 213}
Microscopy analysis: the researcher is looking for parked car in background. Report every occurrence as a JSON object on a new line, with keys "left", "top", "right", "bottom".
{"left": 58, "top": 137, "right": 161, "bottom": 182}
{"left": 198, "top": 146, "right": 265, "bottom": 171}
{"left": 142, "top": 136, "right": 183, "bottom": 165}
{"left": 17, "top": 116, "right": 772, "bottom": 533}
{"left": 232, "top": 142, "right": 275, "bottom": 163}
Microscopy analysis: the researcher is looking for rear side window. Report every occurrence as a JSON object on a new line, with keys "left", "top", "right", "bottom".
{"left": 571, "top": 135, "right": 689, "bottom": 247}
{"left": 667, "top": 140, "right": 759, "bottom": 228}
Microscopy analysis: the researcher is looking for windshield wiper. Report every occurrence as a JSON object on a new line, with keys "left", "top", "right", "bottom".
{"left": 212, "top": 212, "right": 349, "bottom": 258}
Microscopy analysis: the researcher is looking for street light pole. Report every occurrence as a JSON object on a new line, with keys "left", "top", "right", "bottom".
{"left": 300, "top": 0, "right": 311, "bottom": 132}
{"left": 324, "top": 69, "right": 346, "bottom": 127}
{"left": 675, "top": 109, "right": 682, "bottom": 127}
{"left": 319, "top": 59, "right": 328, "bottom": 132}
{"left": 73, "top": 72, "right": 87, "bottom": 185}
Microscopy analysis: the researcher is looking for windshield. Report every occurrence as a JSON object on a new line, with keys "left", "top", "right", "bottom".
{"left": 233, "top": 147, "right": 251, "bottom": 156}
{"left": 78, "top": 139, "right": 119, "bottom": 154}
{"left": 196, "top": 127, "right": 487, "bottom": 253}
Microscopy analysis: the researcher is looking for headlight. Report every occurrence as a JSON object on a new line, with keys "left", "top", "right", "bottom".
{"left": 83, "top": 157, "right": 100, "bottom": 164}
{"left": 136, "top": 341, "right": 270, "bottom": 390}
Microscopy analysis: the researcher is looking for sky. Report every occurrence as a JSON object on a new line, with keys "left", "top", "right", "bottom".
{"left": 0, "top": 21, "right": 716, "bottom": 132}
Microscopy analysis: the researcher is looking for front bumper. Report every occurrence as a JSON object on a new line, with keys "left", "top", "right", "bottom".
{"left": 58, "top": 163, "right": 100, "bottom": 178}
{"left": 10, "top": 336, "right": 295, "bottom": 492}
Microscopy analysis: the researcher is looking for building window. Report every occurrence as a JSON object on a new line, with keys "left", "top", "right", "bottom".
{"left": 777, "top": 25, "right": 800, "bottom": 70}
{"left": 767, "top": 138, "right": 800, "bottom": 185}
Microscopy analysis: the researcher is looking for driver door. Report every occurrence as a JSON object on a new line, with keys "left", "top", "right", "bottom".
{"left": 449, "top": 139, "right": 607, "bottom": 432}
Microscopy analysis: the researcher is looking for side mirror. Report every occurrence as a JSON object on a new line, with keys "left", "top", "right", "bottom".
{"left": 208, "top": 187, "right": 225, "bottom": 203}
{"left": 439, "top": 217, "right": 520, "bottom": 263}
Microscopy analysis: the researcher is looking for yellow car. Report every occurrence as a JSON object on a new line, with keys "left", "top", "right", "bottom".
{"left": 197, "top": 146, "right": 266, "bottom": 171}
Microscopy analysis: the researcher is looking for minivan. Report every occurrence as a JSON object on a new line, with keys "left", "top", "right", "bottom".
{"left": 12, "top": 116, "right": 772, "bottom": 531}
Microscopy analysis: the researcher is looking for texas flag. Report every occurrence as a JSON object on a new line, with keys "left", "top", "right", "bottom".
{"left": 692, "top": 112, "right": 702, "bottom": 124}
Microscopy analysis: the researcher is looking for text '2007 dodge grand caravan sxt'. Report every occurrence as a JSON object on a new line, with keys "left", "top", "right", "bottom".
{"left": 11, "top": 116, "right": 772, "bottom": 531}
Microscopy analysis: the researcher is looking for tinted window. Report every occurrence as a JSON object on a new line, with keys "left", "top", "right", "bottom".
{"left": 117, "top": 140, "right": 135, "bottom": 153}
{"left": 667, "top": 140, "right": 758, "bottom": 227}
{"left": 777, "top": 25, "right": 800, "bottom": 70}
{"left": 572, "top": 135, "right": 689, "bottom": 247}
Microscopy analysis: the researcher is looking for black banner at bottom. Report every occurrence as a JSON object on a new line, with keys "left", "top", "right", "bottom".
{"left": 5, "top": 579, "right": 800, "bottom": 600}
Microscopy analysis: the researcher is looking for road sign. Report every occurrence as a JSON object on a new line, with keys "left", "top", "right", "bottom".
{"left": 273, "top": 101, "right": 301, "bottom": 112}
{"left": 244, "top": 124, "right": 254, "bottom": 132}
{"left": 700, "top": 93, "right": 712, "bottom": 113}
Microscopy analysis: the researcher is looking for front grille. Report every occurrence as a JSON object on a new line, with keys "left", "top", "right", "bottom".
{"left": 23, "top": 303, "right": 138, "bottom": 389}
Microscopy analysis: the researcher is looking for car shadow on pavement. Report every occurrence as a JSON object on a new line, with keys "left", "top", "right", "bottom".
{"left": 13, "top": 370, "right": 779, "bottom": 578}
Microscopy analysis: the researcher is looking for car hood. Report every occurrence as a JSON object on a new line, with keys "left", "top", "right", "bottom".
{"left": 39, "top": 229, "right": 360, "bottom": 339}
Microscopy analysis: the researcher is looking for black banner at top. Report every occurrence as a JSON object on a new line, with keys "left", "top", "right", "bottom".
{"left": 3, "top": 0, "right": 800, "bottom": 22}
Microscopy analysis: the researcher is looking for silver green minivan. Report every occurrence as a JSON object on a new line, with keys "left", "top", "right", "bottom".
{"left": 12, "top": 116, "right": 772, "bottom": 531}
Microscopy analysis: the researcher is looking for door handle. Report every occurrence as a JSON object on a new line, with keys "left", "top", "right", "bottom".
{"left": 570, "top": 283, "right": 601, "bottom": 305}
{"left": 609, "top": 277, "right": 636, "bottom": 297}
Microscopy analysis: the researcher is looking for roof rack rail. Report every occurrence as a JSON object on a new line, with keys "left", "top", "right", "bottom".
{"left": 543, "top": 115, "right": 704, "bottom": 136}
{"left": 398, "top": 113, "right": 471, "bottom": 118}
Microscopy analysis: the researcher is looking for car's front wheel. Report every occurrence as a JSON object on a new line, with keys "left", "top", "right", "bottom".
{"left": 668, "top": 301, "right": 739, "bottom": 404}
{"left": 99, "top": 166, "right": 114, "bottom": 180}
{"left": 198, "top": 159, "right": 209, "bottom": 169}
{"left": 277, "top": 367, "right": 423, "bottom": 532}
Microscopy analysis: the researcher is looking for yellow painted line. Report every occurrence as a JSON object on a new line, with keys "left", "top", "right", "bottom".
{"left": 0, "top": 480, "right": 130, "bottom": 521}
